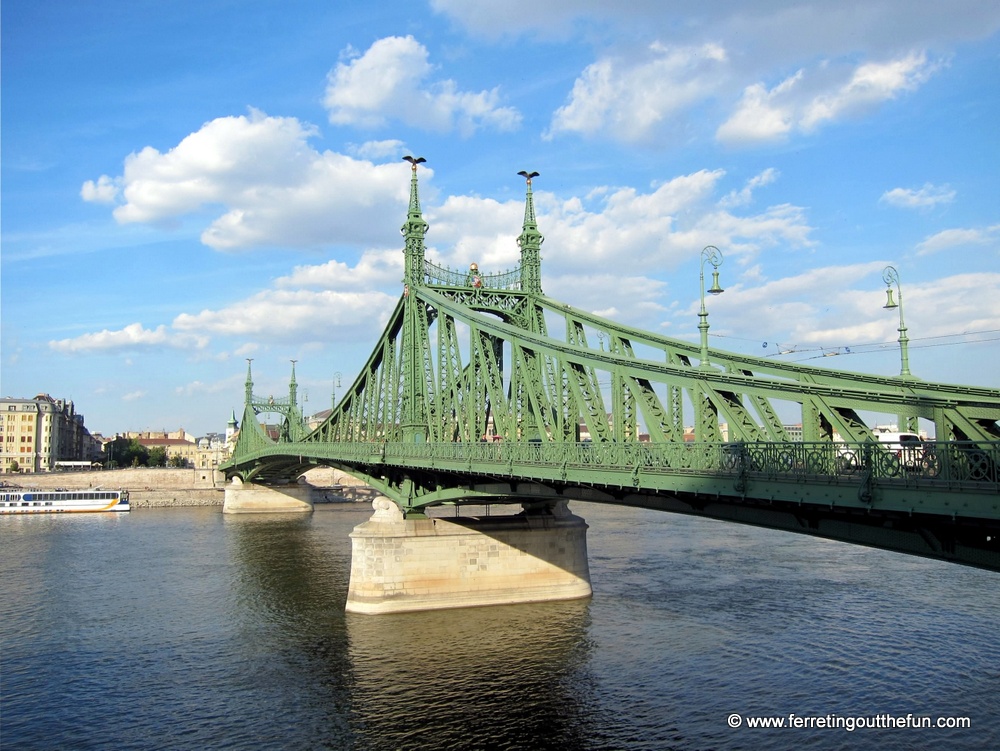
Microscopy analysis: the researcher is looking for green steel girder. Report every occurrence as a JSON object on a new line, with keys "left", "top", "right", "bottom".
{"left": 230, "top": 279, "right": 1000, "bottom": 480}
{"left": 418, "top": 287, "right": 999, "bottom": 441}
{"left": 225, "top": 436, "right": 1000, "bottom": 515}
{"left": 232, "top": 278, "right": 1000, "bottom": 471}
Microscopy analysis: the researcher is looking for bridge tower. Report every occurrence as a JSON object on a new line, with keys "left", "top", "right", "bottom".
{"left": 400, "top": 156, "right": 430, "bottom": 444}
{"left": 517, "top": 170, "right": 543, "bottom": 295}
{"left": 222, "top": 359, "right": 314, "bottom": 513}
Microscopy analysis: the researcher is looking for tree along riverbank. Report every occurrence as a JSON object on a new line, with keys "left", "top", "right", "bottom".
{"left": 2, "top": 467, "right": 377, "bottom": 508}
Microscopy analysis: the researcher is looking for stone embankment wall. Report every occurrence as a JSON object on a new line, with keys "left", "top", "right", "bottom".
{"left": 5, "top": 466, "right": 375, "bottom": 508}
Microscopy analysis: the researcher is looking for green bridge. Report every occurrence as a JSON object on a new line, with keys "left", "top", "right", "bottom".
{"left": 223, "top": 161, "right": 1000, "bottom": 575}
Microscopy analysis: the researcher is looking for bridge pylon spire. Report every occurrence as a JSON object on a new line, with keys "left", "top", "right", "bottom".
{"left": 399, "top": 157, "right": 430, "bottom": 444}
{"left": 244, "top": 358, "right": 254, "bottom": 406}
{"left": 517, "top": 170, "right": 543, "bottom": 294}
{"left": 401, "top": 156, "right": 428, "bottom": 288}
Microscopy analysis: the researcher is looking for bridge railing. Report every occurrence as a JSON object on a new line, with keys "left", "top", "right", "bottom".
{"left": 366, "top": 440, "right": 999, "bottom": 490}
{"left": 235, "top": 438, "right": 998, "bottom": 494}
{"left": 423, "top": 259, "right": 522, "bottom": 290}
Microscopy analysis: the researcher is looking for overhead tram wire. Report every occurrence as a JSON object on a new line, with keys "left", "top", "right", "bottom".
{"left": 710, "top": 328, "right": 1000, "bottom": 362}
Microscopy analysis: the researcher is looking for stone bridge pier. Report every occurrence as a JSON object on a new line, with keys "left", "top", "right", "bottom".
{"left": 346, "top": 498, "right": 592, "bottom": 614}
{"left": 223, "top": 476, "right": 314, "bottom": 513}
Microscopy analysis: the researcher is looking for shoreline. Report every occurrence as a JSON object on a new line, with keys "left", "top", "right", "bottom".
{"left": 1, "top": 466, "right": 378, "bottom": 508}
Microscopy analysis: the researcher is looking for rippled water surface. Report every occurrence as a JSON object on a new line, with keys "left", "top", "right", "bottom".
{"left": 2, "top": 503, "right": 997, "bottom": 750}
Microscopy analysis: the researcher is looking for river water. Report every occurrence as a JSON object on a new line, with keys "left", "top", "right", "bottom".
{"left": 2, "top": 502, "right": 997, "bottom": 750}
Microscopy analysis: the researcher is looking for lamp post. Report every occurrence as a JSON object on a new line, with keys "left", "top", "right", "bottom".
{"left": 698, "top": 245, "right": 725, "bottom": 368}
{"left": 881, "top": 265, "right": 912, "bottom": 378}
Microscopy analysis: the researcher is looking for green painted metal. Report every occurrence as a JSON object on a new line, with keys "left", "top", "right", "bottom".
{"left": 222, "top": 161, "right": 1000, "bottom": 569}
{"left": 882, "top": 265, "right": 913, "bottom": 380}
{"left": 239, "top": 359, "right": 309, "bottom": 446}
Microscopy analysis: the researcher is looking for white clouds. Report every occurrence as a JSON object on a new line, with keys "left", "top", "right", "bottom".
{"left": 547, "top": 40, "right": 942, "bottom": 148}
{"left": 197, "top": 152, "right": 403, "bottom": 250}
{"left": 548, "top": 42, "right": 728, "bottom": 144}
{"left": 720, "top": 169, "right": 779, "bottom": 208}
{"left": 545, "top": 274, "right": 669, "bottom": 326}
{"left": 61, "top": 166, "right": 815, "bottom": 358}
{"left": 114, "top": 110, "right": 320, "bottom": 225}
{"left": 274, "top": 249, "right": 402, "bottom": 290}
{"left": 172, "top": 289, "right": 396, "bottom": 345}
{"left": 710, "top": 262, "right": 888, "bottom": 343}
{"left": 80, "top": 175, "right": 119, "bottom": 203}
{"left": 50, "top": 288, "right": 396, "bottom": 357}
{"left": 914, "top": 272, "right": 1000, "bottom": 336}
{"left": 324, "top": 35, "right": 521, "bottom": 136}
{"left": 426, "top": 194, "right": 525, "bottom": 269}
{"left": 916, "top": 226, "right": 1000, "bottom": 256}
{"left": 706, "top": 265, "right": 1000, "bottom": 363}
{"left": 717, "top": 52, "right": 941, "bottom": 145}
{"left": 432, "top": 1, "right": 1000, "bottom": 55}
{"left": 880, "top": 183, "right": 956, "bottom": 209}
{"left": 715, "top": 72, "right": 803, "bottom": 144}
{"left": 49, "top": 323, "right": 208, "bottom": 353}
{"left": 800, "top": 52, "right": 940, "bottom": 130}
{"left": 349, "top": 140, "right": 407, "bottom": 160}
{"left": 540, "top": 170, "right": 813, "bottom": 272}
{"left": 434, "top": 0, "right": 1000, "bottom": 150}
{"left": 174, "top": 378, "right": 242, "bottom": 398}
{"left": 75, "top": 29, "right": 948, "bottom": 265}
{"left": 355, "top": 168, "right": 814, "bottom": 293}
{"left": 82, "top": 109, "right": 410, "bottom": 250}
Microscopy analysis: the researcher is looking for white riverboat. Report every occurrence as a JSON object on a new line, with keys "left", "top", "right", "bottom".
{"left": 0, "top": 488, "right": 130, "bottom": 514}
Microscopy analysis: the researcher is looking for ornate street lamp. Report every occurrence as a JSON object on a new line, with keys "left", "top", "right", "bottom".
{"left": 698, "top": 245, "right": 724, "bottom": 368}
{"left": 881, "top": 265, "right": 912, "bottom": 378}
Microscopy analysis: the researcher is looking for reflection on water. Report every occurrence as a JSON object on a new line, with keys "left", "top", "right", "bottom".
{"left": 225, "top": 511, "right": 343, "bottom": 621}
{"left": 346, "top": 600, "right": 593, "bottom": 751}
{"left": 1, "top": 503, "right": 998, "bottom": 751}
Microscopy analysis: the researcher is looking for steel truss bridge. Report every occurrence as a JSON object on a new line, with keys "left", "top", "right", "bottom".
{"left": 223, "top": 162, "right": 1000, "bottom": 572}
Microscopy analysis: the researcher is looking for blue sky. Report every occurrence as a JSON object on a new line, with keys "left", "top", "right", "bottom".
{"left": 3, "top": 0, "right": 999, "bottom": 438}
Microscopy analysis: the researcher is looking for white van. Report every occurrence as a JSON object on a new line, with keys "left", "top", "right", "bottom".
{"left": 876, "top": 432, "right": 924, "bottom": 469}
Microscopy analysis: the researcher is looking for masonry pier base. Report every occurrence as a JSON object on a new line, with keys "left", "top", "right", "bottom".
{"left": 223, "top": 476, "right": 314, "bottom": 514}
{"left": 346, "top": 498, "right": 592, "bottom": 614}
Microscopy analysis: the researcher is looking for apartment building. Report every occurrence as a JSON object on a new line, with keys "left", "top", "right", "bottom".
{"left": 1, "top": 394, "right": 100, "bottom": 473}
